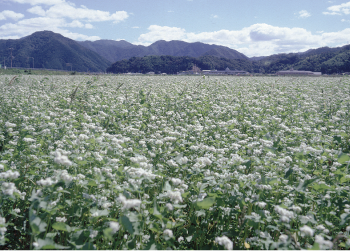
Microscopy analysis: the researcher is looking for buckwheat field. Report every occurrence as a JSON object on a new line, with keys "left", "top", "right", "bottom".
{"left": 0, "top": 75, "right": 349, "bottom": 250}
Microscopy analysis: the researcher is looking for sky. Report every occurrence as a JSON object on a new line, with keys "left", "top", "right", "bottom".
{"left": 0, "top": 0, "right": 349, "bottom": 57}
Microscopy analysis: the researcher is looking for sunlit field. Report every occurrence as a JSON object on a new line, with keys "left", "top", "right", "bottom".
{"left": 0, "top": 75, "right": 349, "bottom": 250}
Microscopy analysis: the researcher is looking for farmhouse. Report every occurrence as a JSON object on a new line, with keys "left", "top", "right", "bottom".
{"left": 276, "top": 69, "right": 322, "bottom": 76}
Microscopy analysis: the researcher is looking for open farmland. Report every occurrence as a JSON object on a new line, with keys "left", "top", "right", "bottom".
{"left": 0, "top": 75, "right": 349, "bottom": 250}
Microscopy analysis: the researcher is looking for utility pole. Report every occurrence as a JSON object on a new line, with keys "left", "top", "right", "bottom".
{"left": 28, "top": 57, "right": 34, "bottom": 69}
{"left": 9, "top": 48, "right": 13, "bottom": 68}
{"left": 66, "top": 63, "right": 72, "bottom": 71}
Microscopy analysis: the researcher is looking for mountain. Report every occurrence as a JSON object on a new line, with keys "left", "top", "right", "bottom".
{"left": 256, "top": 44, "right": 350, "bottom": 74}
{"left": 77, "top": 40, "right": 135, "bottom": 62}
{"left": 106, "top": 44, "right": 350, "bottom": 75}
{"left": 0, "top": 31, "right": 111, "bottom": 72}
{"left": 78, "top": 39, "right": 248, "bottom": 62}
{"left": 106, "top": 55, "right": 257, "bottom": 74}
{"left": 0, "top": 30, "right": 348, "bottom": 74}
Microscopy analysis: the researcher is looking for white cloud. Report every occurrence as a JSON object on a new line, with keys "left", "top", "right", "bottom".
{"left": 10, "top": 0, "right": 64, "bottom": 5}
{"left": 0, "top": 17, "right": 100, "bottom": 40}
{"left": 42, "top": 2, "right": 128, "bottom": 23}
{"left": 66, "top": 20, "right": 84, "bottom": 28}
{"left": 27, "top": 6, "right": 46, "bottom": 16}
{"left": 136, "top": 24, "right": 350, "bottom": 56}
{"left": 323, "top": 2, "right": 350, "bottom": 15}
{"left": 0, "top": 0, "right": 128, "bottom": 41}
{"left": 168, "top": 10, "right": 174, "bottom": 13}
{"left": 298, "top": 10, "right": 311, "bottom": 18}
{"left": 211, "top": 14, "right": 218, "bottom": 18}
{"left": 138, "top": 25, "right": 187, "bottom": 43}
{"left": 0, "top": 10, "right": 24, "bottom": 21}
{"left": 85, "top": 23, "right": 93, "bottom": 29}
{"left": 132, "top": 26, "right": 140, "bottom": 29}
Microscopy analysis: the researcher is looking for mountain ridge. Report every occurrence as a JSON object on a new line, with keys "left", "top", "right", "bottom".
{"left": 78, "top": 39, "right": 248, "bottom": 62}
{"left": 0, "top": 31, "right": 111, "bottom": 72}
{"left": 0, "top": 31, "right": 349, "bottom": 74}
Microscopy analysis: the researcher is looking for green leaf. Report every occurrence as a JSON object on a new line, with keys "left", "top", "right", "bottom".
{"left": 52, "top": 222, "right": 71, "bottom": 232}
{"left": 87, "top": 180, "right": 97, "bottom": 187}
{"left": 338, "top": 153, "right": 350, "bottom": 164}
{"left": 181, "top": 191, "right": 190, "bottom": 198}
{"left": 36, "top": 238, "right": 70, "bottom": 249}
{"left": 195, "top": 197, "right": 215, "bottom": 209}
{"left": 71, "top": 230, "right": 90, "bottom": 246}
{"left": 80, "top": 242, "right": 96, "bottom": 250}
{"left": 296, "top": 178, "right": 318, "bottom": 191}
{"left": 120, "top": 215, "right": 134, "bottom": 235}
{"left": 312, "top": 183, "right": 333, "bottom": 191}
{"left": 103, "top": 228, "right": 113, "bottom": 240}
{"left": 30, "top": 217, "right": 47, "bottom": 234}
{"left": 284, "top": 168, "right": 293, "bottom": 179}
{"left": 340, "top": 175, "right": 350, "bottom": 183}
{"left": 308, "top": 242, "right": 320, "bottom": 250}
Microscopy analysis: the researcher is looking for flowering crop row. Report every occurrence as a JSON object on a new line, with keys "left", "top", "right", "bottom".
{"left": 0, "top": 75, "right": 349, "bottom": 249}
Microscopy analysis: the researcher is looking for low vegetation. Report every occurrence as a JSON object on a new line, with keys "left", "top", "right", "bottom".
{"left": 0, "top": 75, "right": 349, "bottom": 250}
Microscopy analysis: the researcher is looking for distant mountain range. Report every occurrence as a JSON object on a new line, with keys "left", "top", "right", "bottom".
{"left": 0, "top": 31, "right": 349, "bottom": 74}
{"left": 78, "top": 39, "right": 248, "bottom": 63}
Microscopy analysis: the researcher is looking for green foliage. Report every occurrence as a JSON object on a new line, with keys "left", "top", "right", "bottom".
{"left": 257, "top": 44, "right": 350, "bottom": 74}
{"left": 0, "top": 31, "right": 110, "bottom": 72}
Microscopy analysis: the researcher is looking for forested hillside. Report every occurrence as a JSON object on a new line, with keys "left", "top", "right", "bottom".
{"left": 106, "top": 45, "right": 350, "bottom": 75}
{"left": 106, "top": 55, "right": 257, "bottom": 74}
{"left": 0, "top": 31, "right": 111, "bottom": 72}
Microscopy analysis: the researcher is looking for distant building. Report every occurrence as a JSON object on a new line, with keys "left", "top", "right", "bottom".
{"left": 202, "top": 67, "right": 249, "bottom": 75}
{"left": 276, "top": 69, "right": 321, "bottom": 76}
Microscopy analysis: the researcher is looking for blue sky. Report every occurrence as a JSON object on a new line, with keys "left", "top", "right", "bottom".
{"left": 0, "top": 0, "right": 349, "bottom": 56}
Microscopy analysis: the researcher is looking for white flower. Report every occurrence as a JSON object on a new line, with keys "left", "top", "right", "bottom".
{"left": 300, "top": 225, "right": 314, "bottom": 237}
{"left": 165, "top": 203, "right": 174, "bottom": 211}
{"left": 163, "top": 229, "right": 173, "bottom": 238}
{"left": 256, "top": 202, "right": 266, "bottom": 209}
{"left": 14, "top": 209, "right": 20, "bottom": 213}
{"left": 215, "top": 235, "right": 233, "bottom": 250}
{"left": 178, "top": 236, "right": 184, "bottom": 242}
{"left": 315, "top": 225, "right": 326, "bottom": 231}
{"left": 54, "top": 151, "right": 72, "bottom": 166}
{"left": 109, "top": 222, "right": 120, "bottom": 234}
{"left": 315, "top": 234, "right": 333, "bottom": 249}
{"left": 167, "top": 190, "right": 183, "bottom": 204}
{"left": 117, "top": 194, "right": 141, "bottom": 210}
{"left": 5, "top": 122, "right": 16, "bottom": 128}
{"left": 171, "top": 178, "right": 183, "bottom": 186}
{"left": 32, "top": 242, "right": 39, "bottom": 248}
{"left": 56, "top": 217, "right": 67, "bottom": 223}
{"left": 37, "top": 177, "right": 55, "bottom": 186}
{"left": 0, "top": 216, "right": 6, "bottom": 225}
{"left": 167, "top": 159, "right": 178, "bottom": 167}
{"left": 89, "top": 230, "right": 98, "bottom": 239}
{"left": 290, "top": 205, "right": 302, "bottom": 213}
{"left": 279, "top": 234, "right": 288, "bottom": 243}
{"left": 0, "top": 170, "right": 20, "bottom": 179}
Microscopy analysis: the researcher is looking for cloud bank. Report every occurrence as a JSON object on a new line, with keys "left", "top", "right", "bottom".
{"left": 136, "top": 24, "right": 350, "bottom": 57}
{"left": 0, "top": 0, "right": 129, "bottom": 40}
